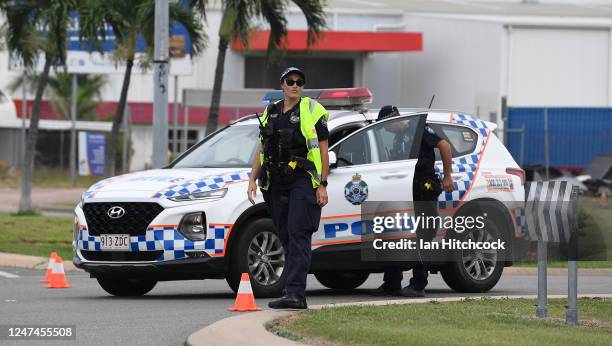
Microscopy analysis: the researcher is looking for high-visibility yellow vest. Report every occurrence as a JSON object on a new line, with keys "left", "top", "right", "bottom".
{"left": 258, "top": 97, "right": 329, "bottom": 190}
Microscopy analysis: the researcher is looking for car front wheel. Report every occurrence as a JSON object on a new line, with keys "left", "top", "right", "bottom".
{"left": 440, "top": 219, "right": 505, "bottom": 293}
{"left": 226, "top": 218, "right": 286, "bottom": 298}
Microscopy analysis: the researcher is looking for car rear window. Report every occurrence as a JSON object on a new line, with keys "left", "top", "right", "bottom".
{"left": 430, "top": 123, "right": 478, "bottom": 160}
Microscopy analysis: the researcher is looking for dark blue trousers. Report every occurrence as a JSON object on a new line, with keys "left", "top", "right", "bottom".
{"left": 268, "top": 175, "right": 321, "bottom": 297}
{"left": 383, "top": 182, "right": 438, "bottom": 291}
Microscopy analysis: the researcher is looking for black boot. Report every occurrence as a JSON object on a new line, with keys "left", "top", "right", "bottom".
{"left": 400, "top": 285, "right": 425, "bottom": 298}
{"left": 268, "top": 293, "right": 308, "bottom": 309}
{"left": 370, "top": 282, "right": 402, "bottom": 296}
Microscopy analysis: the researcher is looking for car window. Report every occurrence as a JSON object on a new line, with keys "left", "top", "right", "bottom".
{"left": 333, "top": 128, "right": 373, "bottom": 167}
{"left": 430, "top": 124, "right": 478, "bottom": 160}
{"left": 328, "top": 124, "right": 364, "bottom": 147}
{"left": 372, "top": 116, "right": 421, "bottom": 162}
{"left": 172, "top": 124, "right": 259, "bottom": 168}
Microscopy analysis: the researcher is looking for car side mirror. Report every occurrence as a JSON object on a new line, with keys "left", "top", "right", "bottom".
{"left": 329, "top": 151, "right": 338, "bottom": 169}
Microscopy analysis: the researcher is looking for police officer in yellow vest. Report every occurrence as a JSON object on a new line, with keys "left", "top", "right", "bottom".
{"left": 248, "top": 67, "right": 329, "bottom": 309}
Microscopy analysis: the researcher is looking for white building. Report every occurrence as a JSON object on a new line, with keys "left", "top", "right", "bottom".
{"left": 1, "top": 0, "right": 611, "bottom": 171}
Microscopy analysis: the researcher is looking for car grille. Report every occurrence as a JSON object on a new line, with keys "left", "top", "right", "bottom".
{"left": 83, "top": 202, "right": 164, "bottom": 236}
{"left": 81, "top": 250, "right": 163, "bottom": 262}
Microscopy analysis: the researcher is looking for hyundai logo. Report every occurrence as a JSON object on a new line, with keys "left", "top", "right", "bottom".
{"left": 107, "top": 206, "right": 126, "bottom": 219}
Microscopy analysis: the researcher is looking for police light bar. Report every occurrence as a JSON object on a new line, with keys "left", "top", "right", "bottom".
{"left": 262, "top": 87, "right": 373, "bottom": 109}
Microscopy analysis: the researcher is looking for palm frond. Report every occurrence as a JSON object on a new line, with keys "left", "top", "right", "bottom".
{"left": 254, "top": 0, "right": 288, "bottom": 63}
{"left": 290, "top": 0, "right": 327, "bottom": 46}
{"left": 188, "top": 0, "right": 208, "bottom": 21}
{"left": 7, "top": 71, "right": 39, "bottom": 94}
{"left": 3, "top": 1, "right": 44, "bottom": 67}
{"left": 170, "top": 2, "right": 207, "bottom": 57}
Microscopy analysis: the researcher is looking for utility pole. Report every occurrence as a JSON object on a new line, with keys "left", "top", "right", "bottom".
{"left": 173, "top": 75, "right": 179, "bottom": 158}
{"left": 70, "top": 74, "right": 77, "bottom": 185}
{"left": 21, "top": 72, "right": 27, "bottom": 170}
{"left": 152, "top": 0, "right": 169, "bottom": 168}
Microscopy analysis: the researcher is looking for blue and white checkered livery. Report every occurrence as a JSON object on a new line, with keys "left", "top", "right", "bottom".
{"left": 77, "top": 224, "right": 232, "bottom": 261}
{"left": 454, "top": 113, "right": 490, "bottom": 137}
{"left": 83, "top": 175, "right": 128, "bottom": 199}
{"left": 153, "top": 171, "right": 251, "bottom": 199}
{"left": 513, "top": 207, "right": 527, "bottom": 234}
{"left": 434, "top": 113, "right": 491, "bottom": 209}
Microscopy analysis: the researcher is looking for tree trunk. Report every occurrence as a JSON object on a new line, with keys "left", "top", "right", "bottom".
{"left": 206, "top": 38, "right": 229, "bottom": 136}
{"left": 19, "top": 55, "right": 52, "bottom": 213}
{"left": 104, "top": 59, "right": 134, "bottom": 177}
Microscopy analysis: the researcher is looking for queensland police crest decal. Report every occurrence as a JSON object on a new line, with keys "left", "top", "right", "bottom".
{"left": 344, "top": 173, "right": 369, "bottom": 205}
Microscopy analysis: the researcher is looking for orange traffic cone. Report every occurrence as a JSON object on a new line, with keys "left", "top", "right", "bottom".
{"left": 227, "top": 273, "right": 262, "bottom": 311}
{"left": 39, "top": 252, "right": 58, "bottom": 283}
{"left": 43, "top": 256, "right": 72, "bottom": 289}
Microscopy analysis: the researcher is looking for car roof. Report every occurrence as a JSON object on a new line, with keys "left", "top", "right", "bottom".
{"left": 231, "top": 109, "right": 371, "bottom": 127}
{"left": 231, "top": 108, "right": 497, "bottom": 132}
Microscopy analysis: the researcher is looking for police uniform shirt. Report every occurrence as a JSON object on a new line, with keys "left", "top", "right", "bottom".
{"left": 275, "top": 99, "right": 329, "bottom": 159}
{"left": 268, "top": 99, "right": 328, "bottom": 181}
{"left": 415, "top": 125, "right": 443, "bottom": 179}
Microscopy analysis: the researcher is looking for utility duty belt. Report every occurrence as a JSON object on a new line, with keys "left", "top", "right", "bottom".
{"left": 264, "top": 156, "right": 315, "bottom": 178}
{"left": 415, "top": 174, "right": 443, "bottom": 201}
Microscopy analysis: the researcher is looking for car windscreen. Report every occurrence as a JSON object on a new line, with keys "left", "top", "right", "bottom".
{"left": 172, "top": 124, "right": 259, "bottom": 168}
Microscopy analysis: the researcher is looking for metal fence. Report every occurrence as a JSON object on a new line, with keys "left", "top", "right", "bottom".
{"left": 505, "top": 107, "right": 612, "bottom": 169}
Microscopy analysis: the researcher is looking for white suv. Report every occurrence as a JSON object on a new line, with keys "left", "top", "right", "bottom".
{"left": 73, "top": 88, "right": 526, "bottom": 297}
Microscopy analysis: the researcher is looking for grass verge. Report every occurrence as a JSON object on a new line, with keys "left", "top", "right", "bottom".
{"left": 0, "top": 212, "right": 73, "bottom": 260}
{"left": 272, "top": 298, "right": 612, "bottom": 346}
{"left": 0, "top": 169, "right": 102, "bottom": 189}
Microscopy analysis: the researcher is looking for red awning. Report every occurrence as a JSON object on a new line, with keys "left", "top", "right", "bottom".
{"left": 232, "top": 30, "right": 422, "bottom": 53}
{"left": 12, "top": 100, "right": 259, "bottom": 125}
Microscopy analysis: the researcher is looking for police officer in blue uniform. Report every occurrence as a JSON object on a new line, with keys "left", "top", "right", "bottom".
{"left": 248, "top": 67, "right": 329, "bottom": 309}
{"left": 373, "top": 105, "right": 454, "bottom": 297}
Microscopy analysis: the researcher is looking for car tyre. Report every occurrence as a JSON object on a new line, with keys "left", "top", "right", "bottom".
{"left": 226, "top": 218, "right": 286, "bottom": 298}
{"left": 96, "top": 278, "right": 157, "bottom": 296}
{"left": 314, "top": 271, "right": 370, "bottom": 290}
{"left": 440, "top": 218, "right": 505, "bottom": 293}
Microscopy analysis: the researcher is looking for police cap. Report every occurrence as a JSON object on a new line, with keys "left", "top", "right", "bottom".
{"left": 280, "top": 67, "right": 306, "bottom": 83}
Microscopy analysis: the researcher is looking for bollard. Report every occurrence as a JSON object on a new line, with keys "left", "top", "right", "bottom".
{"left": 566, "top": 232, "right": 578, "bottom": 325}
{"left": 536, "top": 240, "right": 547, "bottom": 318}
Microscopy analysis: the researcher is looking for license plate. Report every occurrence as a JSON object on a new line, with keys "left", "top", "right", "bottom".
{"left": 99, "top": 234, "right": 130, "bottom": 250}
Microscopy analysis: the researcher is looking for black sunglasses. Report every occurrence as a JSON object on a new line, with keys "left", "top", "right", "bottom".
{"left": 285, "top": 79, "right": 305, "bottom": 87}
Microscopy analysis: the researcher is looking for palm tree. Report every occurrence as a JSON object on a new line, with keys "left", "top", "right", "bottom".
{"left": 9, "top": 72, "right": 107, "bottom": 121}
{"left": 1, "top": 0, "right": 76, "bottom": 213}
{"left": 204, "top": 0, "right": 326, "bottom": 136}
{"left": 79, "top": 0, "right": 206, "bottom": 177}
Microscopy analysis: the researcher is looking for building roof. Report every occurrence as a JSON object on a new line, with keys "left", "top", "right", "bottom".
{"left": 327, "top": 0, "right": 612, "bottom": 18}
{"left": 232, "top": 31, "right": 422, "bottom": 53}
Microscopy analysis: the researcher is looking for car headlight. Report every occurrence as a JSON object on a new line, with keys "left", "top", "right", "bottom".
{"left": 168, "top": 188, "right": 228, "bottom": 202}
{"left": 178, "top": 212, "right": 206, "bottom": 241}
{"left": 73, "top": 215, "right": 80, "bottom": 242}
{"left": 78, "top": 192, "right": 86, "bottom": 208}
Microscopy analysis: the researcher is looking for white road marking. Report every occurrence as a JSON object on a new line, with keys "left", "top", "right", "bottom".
{"left": 0, "top": 270, "right": 19, "bottom": 278}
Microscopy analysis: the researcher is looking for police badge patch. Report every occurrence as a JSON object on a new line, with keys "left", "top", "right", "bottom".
{"left": 344, "top": 173, "right": 369, "bottom": 205}
{"left": 289, "top": 112, "right": 300, "bottom": 124}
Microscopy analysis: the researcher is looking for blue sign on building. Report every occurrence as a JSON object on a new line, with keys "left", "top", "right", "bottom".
{"left": 79, "top": 132, "right": 106, "bottom": 177}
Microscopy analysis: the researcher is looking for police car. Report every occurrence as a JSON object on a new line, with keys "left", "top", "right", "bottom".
{"left": 73, "top": 88, "right": 526, "bottom": 297}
